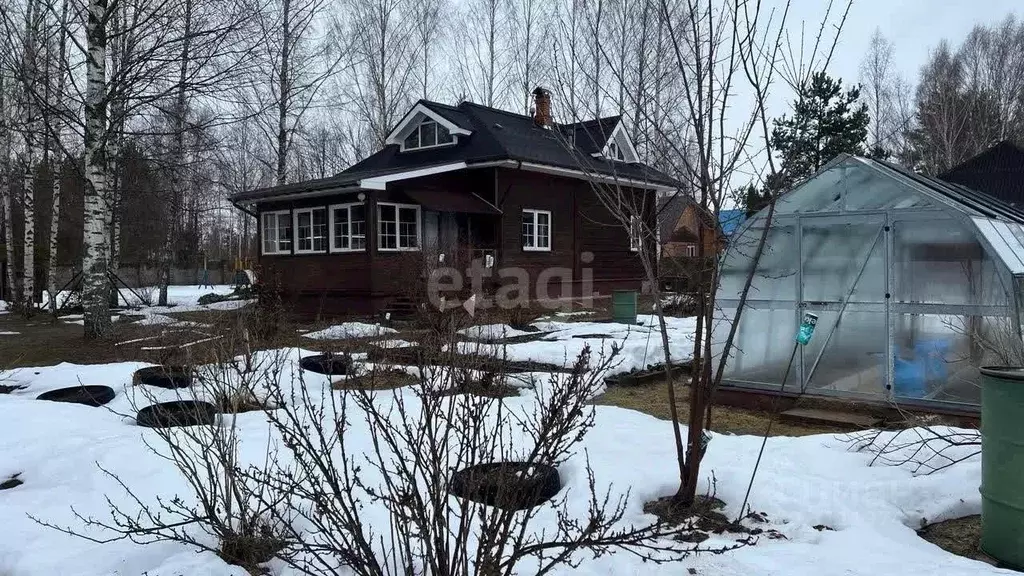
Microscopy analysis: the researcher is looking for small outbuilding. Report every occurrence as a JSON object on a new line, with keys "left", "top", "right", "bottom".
{"left": 714, "top": 154, "right": 1024, "bottom": 411}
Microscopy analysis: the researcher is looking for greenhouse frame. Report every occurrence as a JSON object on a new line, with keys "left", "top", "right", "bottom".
{"left": 714, "top": 154, "right": 1024, "bottom": 410}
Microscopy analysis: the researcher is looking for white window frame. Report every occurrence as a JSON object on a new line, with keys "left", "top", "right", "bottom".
{"left": 377, "top": 202, "right": 422, "bottom": 252}
{"left": 684, "top": 244, "right": 698, "bottom": 257}
{"left": 261, "top": 209, "right": 292, "bottom": 255}
{"left": 293, "top": 207, "right": 328, "bottom": 254}
{"left": 630, "top": 215, "right": 641, "bottom": 252}
{"left": 522, "top": 209, "right": 552, "bottom": 252}
{"left": 400, "top": 118, "right": 457, "bottom": 152}
{"left": 329, "top": 202, "right": 367, "bottom": 252}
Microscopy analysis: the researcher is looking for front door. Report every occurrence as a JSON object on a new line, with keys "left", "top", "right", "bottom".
{"left": 798, "top": 214, "right": 889, "bottom": 397}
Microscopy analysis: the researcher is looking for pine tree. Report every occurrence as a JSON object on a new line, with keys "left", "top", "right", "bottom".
{"left": 770, "top": 71, "right": 870, "bottom": 191}
{"left": 740, "top": 183, "right": 770, "bottom": 217}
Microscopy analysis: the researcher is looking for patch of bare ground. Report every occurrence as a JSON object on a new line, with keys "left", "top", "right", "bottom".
{"left": 592, "top": 379, "right": 840, "bottom": 437}
{"left": 918, "top": 516, "right": 992, "bottom": 565}
{"left": 332, "top": 368, "right": 420, "bottom": 391}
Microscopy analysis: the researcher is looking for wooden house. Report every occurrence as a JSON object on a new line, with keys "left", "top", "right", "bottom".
{"left": 230, "top": 88, "right": 679, "bottom": 315}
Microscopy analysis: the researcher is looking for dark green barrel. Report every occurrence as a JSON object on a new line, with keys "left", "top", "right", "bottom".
{"left": 611, "top": 290, "right": 637, "bottom": 325}
{"left": 979, "top": 366, "right": 1024, "bottom": 570}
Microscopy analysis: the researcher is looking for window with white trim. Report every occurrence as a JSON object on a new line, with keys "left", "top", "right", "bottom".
{"left": 630, "top": 216, "right": 641, "bottom": 251}
{"left": 261, "top": 210, "right": 292, "bottom": 255}
{"left": 378, "top": 203, "right": 420, "bottom": 250}
{"left": 522, "top": 209, "right": 551, "bottom": 251}
{"left": 607, "top": 141, "right": 626, "bottom": 161}
{"left": 684, "top": 244, "right": 697, "bottom": 257}
{"left": 330, "top": 203, "right": 366, "bottom": 251}
{"left": 293, "top": 207, "right": 327, "bottom": 253}
{"left": 402, "top": 119, "right": 454, "bottom": 150}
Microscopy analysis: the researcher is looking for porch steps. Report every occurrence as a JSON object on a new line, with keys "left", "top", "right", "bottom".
{"left": 382, "top": 297, "right": 420, "bottom": 320}
{"left": 779, "top": 408, "right": 883, "bottom": 430}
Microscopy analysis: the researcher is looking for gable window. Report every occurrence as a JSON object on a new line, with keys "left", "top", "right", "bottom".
{"left": 294, "top": 207, "right": 327, "bottom": 253}
{"left": 684, "top": 244, "right": 698, "bottom": 257}
{"left": 522, "top": 209, "right": 551, "bottom": 251}
{"left": 378, "top": 203, "right": 420, "bottom": 251}
{"left": 629, "top": 216, "right": 641, "bottom": 251}
{"left": 261, "top": 210, "right": 292, "bottom": 255}
{"left": 608, "top": 141, "right": 626, "bottom": 161}
{"left": 402, "top": 119, "right": 454, "bottom": 151}
{"left": 330, "top": 203, "right": 366, "bottom": 252}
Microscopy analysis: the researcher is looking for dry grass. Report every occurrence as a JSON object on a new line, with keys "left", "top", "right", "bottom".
{"left": 918, "top": 515, "right": 986, "bottom": 563}
{"left": 592, "top": 379, "right": 841, "bottom": 437}
{"left": 333, "top": 368, "right": 420, "bottom": 391}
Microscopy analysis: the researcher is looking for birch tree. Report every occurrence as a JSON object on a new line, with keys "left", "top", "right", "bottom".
{"left": 81, "top": 0, "right": 110, "bottom": 338}
{"left": 859, "top": 29, "right": 896, "bottom": 158}
{"left": 18, "top": 0, "right": 43, "bottom": 308}
{"left": 348, "top": 0, "right": 417, "bottom": 147}
{"left": 45, "top": 0, "right": 72, "bottom": 315}
{"left": 0, "top": 67, "right": 16, "bottom": 304}
{"left": 410, "top": 0, "right": 446, "bottom": 99}
{"left": 453, "top": 0, "right": 507, "bottom": 107}
{"left": 508, "top": 0, "right": 549, "bottom": 114}
{"left": 247, "top": 0, "right": 342, "bottom": 186}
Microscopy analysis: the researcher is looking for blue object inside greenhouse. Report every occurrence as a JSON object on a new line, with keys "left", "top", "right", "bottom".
{"left": 894, "top": 338, "right": 952, "bottom": 398}
{"left": 795, "top": 312, "right": 818, "bottom": 345}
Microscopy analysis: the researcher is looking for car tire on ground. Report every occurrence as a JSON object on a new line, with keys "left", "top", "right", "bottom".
{"left": 36, "top": 385, "right": 116, "bottom": 407}
{"left": 448, "top": 462, "right": 561, "bottom": 510}
{"left": 133, "top": 366, "right": 193, "bottom": 389}
{"left": 136, "top": 400, "right": 218, "bottom": 428}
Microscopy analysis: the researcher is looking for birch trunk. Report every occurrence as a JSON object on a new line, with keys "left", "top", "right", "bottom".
{"left": 0, "top": 72, "right": 14, "bottom": 304}
{"left": 275, "top": 0, "right": 291, "bottom": 186}
{"left": 21, "top": 0, "right": 40, "bottom": 309}
{"left": 107, "top": 1, "right": 124, "bottom": 308}
{"left": 82, "top": 0, "right": 110, "bottom": 339}
{"left": 160, "top": 0, "right": 193, "bottom": 306}
{"left": 46, "top": 0, "right": 70, "bottom": 315}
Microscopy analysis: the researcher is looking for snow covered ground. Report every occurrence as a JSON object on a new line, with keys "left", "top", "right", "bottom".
{"left": 42, "top": 284, "right": 239, "bottom": 310}
{"left": 0, "top": 349, "right": 994, "bottom": 576}
{"left": 458, "top": 315, "right": 697, "bottom": 379}
{"left": 302, "top": 322, "right": 398, "bottom": 340}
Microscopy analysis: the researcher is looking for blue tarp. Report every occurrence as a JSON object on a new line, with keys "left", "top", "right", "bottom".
{"left": 718, "top": 209, "right": 747, "bottom": 237}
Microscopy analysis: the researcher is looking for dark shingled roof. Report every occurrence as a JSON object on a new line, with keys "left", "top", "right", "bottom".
{"left": 233, "top": 100, "right": 679, "bottom": 202}
{"left": 940, "top": 141, "right": 1024, "bottom": 208}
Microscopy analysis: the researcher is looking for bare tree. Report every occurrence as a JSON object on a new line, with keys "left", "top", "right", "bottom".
{"left": 347, "top": 0, "right": 417, "bottom": 147}
{"left": 859, "top": 28, "right": 895, "bottom": 158}
{"left": 409, "top": 0, "right": 446, "bottom": 99}
{"left": 568, "top": 0, "right": 852, "bottom": 510}
{"left": 508, "top": 0, "right": 549, "bottom": 114}
{"left": 44, "top": 0, "right": 72, "bottom": 315}
{"left": 246, "top": 0, "right": 342, "bottom": 186}
{"left": 0, "top": 64, "right": 17, "bottom": 304}
{"left": 453, "top": 0, "right": 508, "bottom": 108}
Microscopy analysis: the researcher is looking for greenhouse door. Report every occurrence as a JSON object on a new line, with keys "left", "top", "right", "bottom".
{"left": 798, "top": 214, "right": 890, "bottom": 399}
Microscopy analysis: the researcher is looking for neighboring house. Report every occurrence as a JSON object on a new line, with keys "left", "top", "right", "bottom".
{"left": 658, "top": 195, "right": 722, "bottom": 258}
{"left": 230, "top": 88, "right": 679, "bottom": 315}
{"left": 940, "top": 140, "right": 1024, "bottom": 207}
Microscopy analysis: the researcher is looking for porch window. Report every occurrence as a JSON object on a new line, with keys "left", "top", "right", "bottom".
{"left": 402, "top": 119, "right": 454, "bottom": 151}
{"left": 330, "top": 203, "right": 366, "bottom": 251}
{"left": 378, "top": 203, "right": 420, "bottom": 251}
{"left": 261, "top": 210, "right": 292, "bottom": 255}
{"left": 522, "top": 209, "right": 551, "bottom": 251}
{"left": 293, "top": 207, "right": 327, "bottom": 253}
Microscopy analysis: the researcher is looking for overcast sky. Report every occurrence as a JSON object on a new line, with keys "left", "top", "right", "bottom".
{"left": 799, "top": 0, "right": 1021, "bottom": 90}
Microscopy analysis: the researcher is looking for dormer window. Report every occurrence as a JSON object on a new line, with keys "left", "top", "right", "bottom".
{"left": 607, "top": 141, "right": 626, "bottom": 161}
{"left": 402, "top": 119, "right": 454, "bottom": 151}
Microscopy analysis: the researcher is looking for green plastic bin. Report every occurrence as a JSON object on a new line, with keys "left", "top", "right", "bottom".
{"left": 612, "top": 290, "right": 637, "bottom": 325}
{"left": 979, "top": 366, "right": 1024, "bottom": 570}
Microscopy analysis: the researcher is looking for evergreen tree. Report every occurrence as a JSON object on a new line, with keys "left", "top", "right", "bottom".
{"left": 770, "top": 72, "right": 870, "bottom": 191}
{"left": 740, "top": 183, "right": 770, "bottom": 217}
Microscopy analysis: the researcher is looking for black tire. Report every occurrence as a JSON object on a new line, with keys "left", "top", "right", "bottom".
{"left": 299, "top": 354, "right": 352, "bottom": 376}
{"left": 133, "top": 366, "right": 193, "bottom": 389}
{"left": 36, "top": 385, "right": 116, "bottom": 407}
{"left": 448, "top": 462, "right": 561, "bottom": 510}
{"left": 136, "top": 400, "right": 218, "bottom": 428}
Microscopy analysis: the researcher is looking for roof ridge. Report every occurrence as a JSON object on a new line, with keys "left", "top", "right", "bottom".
{"left": 458, "top": 100, "right": 536, "bottom": 120}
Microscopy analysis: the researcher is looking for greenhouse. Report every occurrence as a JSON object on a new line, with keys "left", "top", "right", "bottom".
{"left": 714, "top": 154, "right": 1024, "bottom": 410}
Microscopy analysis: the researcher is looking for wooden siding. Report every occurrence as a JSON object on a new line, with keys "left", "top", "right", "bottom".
{"left": 255, "top": 165, "right": 656, "bottom": 315}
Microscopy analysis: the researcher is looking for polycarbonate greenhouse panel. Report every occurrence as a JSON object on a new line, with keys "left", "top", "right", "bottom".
{"left": 972, "top": 217, "right": 1024, "bottom": 275}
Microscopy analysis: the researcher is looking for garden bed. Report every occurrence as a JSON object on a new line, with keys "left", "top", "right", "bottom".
{"left": 604, "top": 362, "right": 690, "bottom": 387}
{"left": 365, "top": 347, "right": 571, "bottom": 374}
